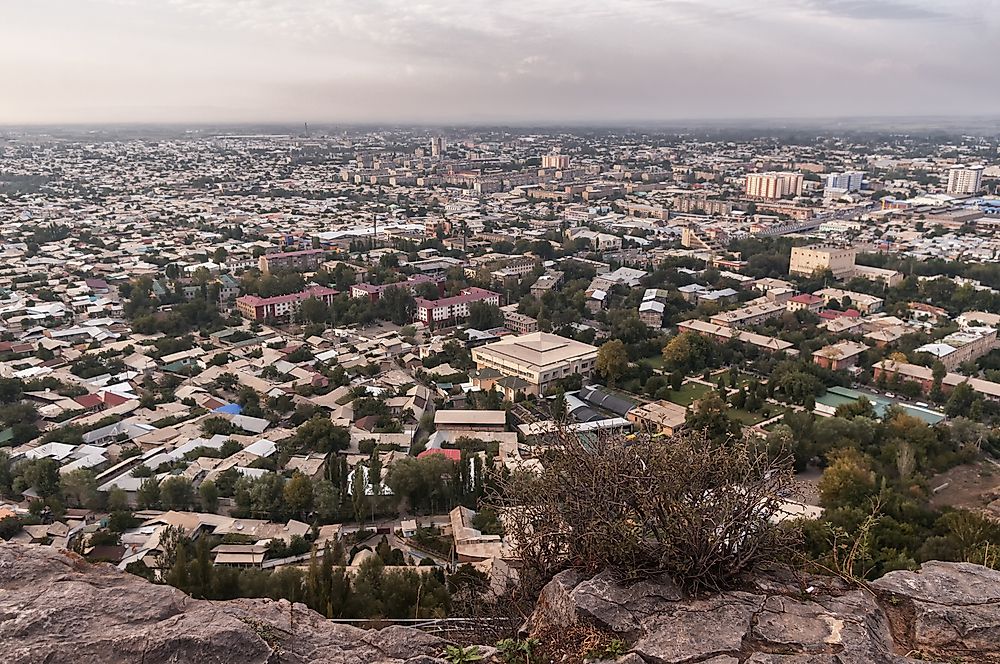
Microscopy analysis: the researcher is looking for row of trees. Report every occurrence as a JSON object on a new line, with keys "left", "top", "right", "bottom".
{"left": 147, "top": 530, "right": 452, "bottom": 620}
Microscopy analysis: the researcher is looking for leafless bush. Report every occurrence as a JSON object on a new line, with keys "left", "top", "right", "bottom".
{"left": 493, "top": 428, "right": 798, "bottom": 594}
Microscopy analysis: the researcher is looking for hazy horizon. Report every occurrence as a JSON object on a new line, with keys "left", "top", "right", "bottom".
{"left": 3, "top": 0, "right": 1000, "bottom": 125}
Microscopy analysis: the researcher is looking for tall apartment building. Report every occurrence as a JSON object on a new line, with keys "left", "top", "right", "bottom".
{"left": 946, "top": 164, "right": 985, "bottom": 195}
{"left": 235, "top": 286, "right": 339, "bottom": 321}
{"left": 415, "top": 287, "right": 500, "bottom": 328}
{"left": 745, "top": 172, "right": 804, "bottom": 200}
{"left": 541, "top": 153, "right": 570, "bottom": 170}
{"left": 788, "top": 245, "right": 857, "bottom": 279}
{"left": 430, "top": 136, "right": 444, "bottom": 157}
{"left": 824, "top": 171, "right": 865, "bottom": 192}
{"left": 258, "top": 249, "right": 325, "bottom": 274}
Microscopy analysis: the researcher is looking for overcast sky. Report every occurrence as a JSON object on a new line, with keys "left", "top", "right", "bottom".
{"left": 2, "top": 0, "right": 999, "bottom": 125}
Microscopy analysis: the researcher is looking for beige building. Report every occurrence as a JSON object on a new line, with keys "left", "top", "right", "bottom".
{"left": 471, "top": 332, "right": 598, "bottom": 397}
{"left": 434, "top": 410, "right": 507, "bottom": 433}
{"left": 626, "top": 401, "right": 687, "bottom": 435}
{"left": 709, "top": 300, "right": 787, "bottom": 328}
{"left": 852, "top": 264, "right": 903, "bottom": 287}
{"left": 745, "top": 172, "right": 803, "bottom": 200}
{"left": 678, "top": 319, "right": 798, "bottom": 355}
{"left": 814, "top": 288, "right": 883, "bottom": 314}
{"left": 541, "top": 153, "right": 571, "bottom": 170}
{"left": 502, "top": 309, "right": 539, "bottom": 335}
{"left": 789, "top": 245, "right": 857, "bottom": 279}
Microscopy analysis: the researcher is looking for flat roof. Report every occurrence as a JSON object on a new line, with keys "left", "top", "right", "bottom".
{"left": 475, "top": 332, "right": 597, "bottom": 368}
{"left": 434, "top": 410, "right": 506, "bottom": 426}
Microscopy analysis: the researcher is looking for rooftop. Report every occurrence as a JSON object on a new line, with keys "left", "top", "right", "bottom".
{"left": 475, "top": 331, "right": 598, "bottom": 368}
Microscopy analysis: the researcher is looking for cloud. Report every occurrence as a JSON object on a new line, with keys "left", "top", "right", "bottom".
{"left": 1, "top": 0, "right": 999, "bottom": 124}
{"left": 795, "top": 0, "right": 946, "bottom": 20}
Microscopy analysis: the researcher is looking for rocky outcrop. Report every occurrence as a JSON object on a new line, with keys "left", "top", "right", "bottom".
{"left": 6, "top": 540, "right": 1000, "bottom": 664}
{"left": 0, "top": 542, "right": 464, "bottom": 664}
{"left": 527, "top": 564, "right": 1000, "bottom": 663}
{"left": 872, "top": 561, "right": 1000, "bottom": 659}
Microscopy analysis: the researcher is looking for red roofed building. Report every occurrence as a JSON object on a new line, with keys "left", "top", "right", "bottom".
{"left": 73, "top": 394, "right": 105, "bottom": 411}
{"left": 415, "top": 287, "right": 500, "bottom": 329}
{"left": 236, "top": 286, "right": 339, "bottom": 322}
{"left": 350, "top": 274, "right": 441, "bottom": 302}
{"left": 818, "top": 308, "right": 861, "bottom": 320}
{"left": 785, "top": 294, "right": 824, "bottom": 314}
{"left": 73, "top": 391, "right": 133, "bottom": 412}
{"left": 100, "top": 392, "right": 131, "bottom": 408}
{"left": 417, "top": 448, "right": 462, "bottom": 462}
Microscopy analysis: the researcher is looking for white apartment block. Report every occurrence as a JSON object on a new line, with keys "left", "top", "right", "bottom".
{"left": 824, "top": 171, "right": 864, "bottom": 192}
{"left": 946, "top": 165, "right": 985, "bottom": 195}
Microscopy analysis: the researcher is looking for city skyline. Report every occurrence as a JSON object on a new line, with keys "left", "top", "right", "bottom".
{"left": 3, "top": 0, "right": 1000, "bottom": 125}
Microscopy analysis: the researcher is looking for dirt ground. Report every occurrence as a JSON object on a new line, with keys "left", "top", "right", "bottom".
{"left": 929, "top": 459, "right": 1000, "bottom": 512}
{"left": 791, "top": 469, "right": 823, "bottom": 505}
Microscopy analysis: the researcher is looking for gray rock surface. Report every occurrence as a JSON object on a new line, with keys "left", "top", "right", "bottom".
{"left": 872, "top": 561, "right": 1000, "bottom": 659}
{"left": 529, "top": 562, "right": 1000, "bottom": 663}
{"left": 0, "top": 542, "right": 457, "bottom": 664}
{"left": 6, "top": 541, "right": 1000, "bottom": 664}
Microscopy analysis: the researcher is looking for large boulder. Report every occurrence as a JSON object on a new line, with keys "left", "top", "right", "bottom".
{"left": 872, "top": 561, "right": 1000, "bottom": 661}
{"left": 0, "top": 542, "right": 460, "bottom": 664}
{"left": 528, "top": 562, "right": 1000, "bottom": 663}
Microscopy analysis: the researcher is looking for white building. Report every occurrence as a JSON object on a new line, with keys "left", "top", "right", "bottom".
{"left": 824, "top": 171, "right": 864, "bottom": 192}
{"left": 946, "top": 164, "right": 985, "bottom": 195}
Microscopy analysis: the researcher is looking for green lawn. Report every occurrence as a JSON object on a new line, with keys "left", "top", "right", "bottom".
{"left": 728, "top": 372, "right": 757, "bottom": 388}
{"left": 666, "top": 381, "right": 711, "bottom": 406}
{"left": 728, "top": 408, "right": 768, "bottom": 426}
{"left": 639, "top": 355, "right": 665, "bottom": 370}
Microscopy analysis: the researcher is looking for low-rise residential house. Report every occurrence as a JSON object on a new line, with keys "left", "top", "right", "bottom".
{"left": 813, "top": 341, "right": 869, "bottom": 371}
{"left": 626, "top": 400, "right": 687, "bottom": 435}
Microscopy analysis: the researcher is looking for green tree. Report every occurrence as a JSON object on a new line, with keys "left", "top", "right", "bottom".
{"left": 160, "top": 476, "right": 195, "bottom": 511}
{"left": 467, "top": 302, "right": 503, "bottom": 330}
{"left": 108, "top": 486, "right": 131, "bottom": 512}
{"left": 0, "top": 450, "right": 12, "bottom": 498}
{"left": 352, "top": 466, "right": 368, "bottom": 525}
{"left": 166, "top": 540, "right": 190, "bottom": 592}
{"left": 596, "top": 339, "right": 629, "bottom": 387}
{"left": 137, "top": 477, "right": 161, "bottom": 509}
{"left": 818, "top": 449, "right": 877, "bottom": 509}
{"left": 199, "top": 480, "right": 219, "bottom": 513}
{"left": 685, "top": 392, "right": 738, "bottom": 441}
{"left": 283, "top": 473, "right": 314, "bottom": 519}
{"left": 313, "top": 479, "right": 341, "bottom": 522}
{"left": 14, "top": 458, "right": 61, "bottom": 498}
{"left": 299, "top": 297, "right": 330, "bottom": 324}
{"left": 945, "top": 382, "right": 976, "bottom": 418}
{"left": 289, "top": 416, "right": 350, "bottom": 455}
{"left": 0, "top": 378, "right": 24, "bottom": 404}
{"left": 60, "top": 469, "right": 101, "bottom": 510}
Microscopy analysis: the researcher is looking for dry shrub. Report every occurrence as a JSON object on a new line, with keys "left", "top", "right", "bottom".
{"left": 494, "top": 428, "right": 797, "bottom": 594}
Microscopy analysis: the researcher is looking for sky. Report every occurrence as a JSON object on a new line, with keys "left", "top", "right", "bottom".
{"left": 2, "top": 0, "right": 999, "bottom": 125}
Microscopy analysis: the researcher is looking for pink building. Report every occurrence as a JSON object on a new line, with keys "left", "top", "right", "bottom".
{"left": 415, "top": 287, "right": 500, "bottom": 329}
{"left": 236, "top": 286, "right": 339, "bottom": 321}
{"left": 349, "top": 274, "right": 441, "bottom": 301}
